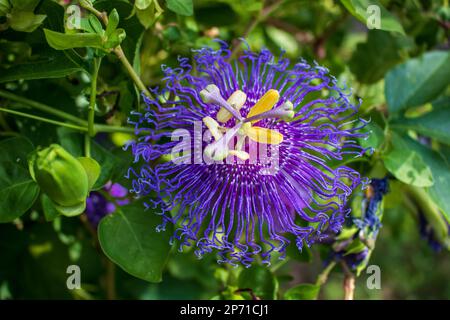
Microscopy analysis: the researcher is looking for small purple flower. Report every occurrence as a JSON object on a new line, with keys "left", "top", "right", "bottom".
{"left": 127, "top": 41, "right": 369, "bottom": 266}
{"left": 86, "top": 182, "right": 129, "bottom": 227}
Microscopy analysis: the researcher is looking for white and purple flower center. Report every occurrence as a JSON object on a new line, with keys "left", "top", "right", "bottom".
{"left": 199, "top": 84, "right": 294, "bottom": 163}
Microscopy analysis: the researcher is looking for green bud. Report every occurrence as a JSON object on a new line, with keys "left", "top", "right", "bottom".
{"left": 29, "top": 144, "right": 89, "bottom": 207}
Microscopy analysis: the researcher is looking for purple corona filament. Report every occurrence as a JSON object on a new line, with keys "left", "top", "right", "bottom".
{"left": 126, "top": 41, "right": 370, "bottom": 267}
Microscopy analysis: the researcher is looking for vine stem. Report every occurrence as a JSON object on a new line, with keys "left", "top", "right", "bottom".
{"left": 88, "top": 57, "right": 102, "bottom": 137}
{"left": 105, "top": 259, "right": 117, "bottom": 300}
{"left": 85, "top": 57, "right": 101, "bottom": 157}
{"left": 0, "top": 89, "right": 85, "bottom": 125}
{"left": 0, "top": 90, "right": 136, "bottom": 134}
{"left": 341, "top": 262, "right": 355, "bottom": 300}
{"left": 343, "top": 274, "right": 356, "bottom": 300}
{"left": 316, "top": 261, "right": 336, "bottom": 286}
{"left": 84, "top": 134, "right": 91, "bottom": 158}
{"left": 114, "top": 47, "right": 152, "bottom": 98}
{"left": 0, "top": 107, "right": 88, "bottom": 132}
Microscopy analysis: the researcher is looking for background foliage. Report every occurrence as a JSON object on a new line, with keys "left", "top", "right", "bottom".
{"left": 0, "top": 0, "right": 449, "bottom": 300}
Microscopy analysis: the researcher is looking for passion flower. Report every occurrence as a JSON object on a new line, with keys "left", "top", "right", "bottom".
{"left": 127, "top": 41, "right": 369, "bottom": 266}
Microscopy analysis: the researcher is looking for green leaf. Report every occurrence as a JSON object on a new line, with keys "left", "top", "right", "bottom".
{"left": 385, "top": 51, "right": 450, "bottom": 114}
{"left": 398, "top": 133, "right": 450, "bottom": 223}
{"left": 106, "top": 8, "right": 120, "bottom": 36}
{"left": 77, "top": 157, "right": 101, "bottom": 190}
{"left": 390, "top": 103, "right": 450, "bottom": 146}
{"left": 359, "top": 121, "right": 384, "bottom": 150}
{"left": 0, "top": 0, "right": 87, "bottom": 82}
{"left": 41, "top": 194, "right": 60, "bottom": 221}
{"left": 166, "top": 0, "right": 193, "bottom": 16}
{"left": 91, "top": 142, "right": 126, "bottom": 189}
{"left": 349, "top": 30, "right": 412, "bottom": 84}
{"left": 0, "top": 0, "right": 11, "bottom": 16}
{"left": 98, "top": 200, "right": 173, "bottom": 282}
{"left": 286, "top": 234, "right": 312, "bottom": 262}
{"left": 0, "top": 50, "right": 85, "bottom": 83}
{"left": 238, "top": 266, "right": 278, "bottom": 300}
{"left": 0, "top": 136, "right": 34, "bottom": 168}
{"left": 10, "top": 0, "right": 40, "bottom": 11}
{"left": 88, "top": 14, "right": 103, "bottom": 34}
{"left": 340, "top": 0, "right": 405, "bottom": 35}
{"left": 0, "top": 162, "right": 40, "bottom": 223}
{"left": 383, "top": 132, "right": 434, "bottom": 187}
{"left": 44, "top": 29, "right": 105, "bottom": 50}
{"left": 266, "top": 26, "right": 299, "bottom": 56}
{"left": 284, "top": 283, "right": 320, "bottom": 300}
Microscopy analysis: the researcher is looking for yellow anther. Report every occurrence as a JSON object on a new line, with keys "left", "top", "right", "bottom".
{"left": 246, "top": 89, "right": 280, "bottom": 123}
{"left": 203, "top": 116, "right": 223, "bottom": 141}
{"left": 246, "top": 126, "right": 284, "bottom": 145}
{"left": 217, "top": 90, "right": 247, "bottom": 123}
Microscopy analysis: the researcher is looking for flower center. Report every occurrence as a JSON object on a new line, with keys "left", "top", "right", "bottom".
{"left": 199, "top": 84, "right": 294, "bottom": 161}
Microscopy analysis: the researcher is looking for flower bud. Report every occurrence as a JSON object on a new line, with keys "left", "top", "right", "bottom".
{"left": 29, "top": 144, "right": 89, "bottom": 207}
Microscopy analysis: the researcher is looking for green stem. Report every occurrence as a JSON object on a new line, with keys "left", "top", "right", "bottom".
{"left": 316, "top": 261, "right": 336, "bottom": 286}
{"left": 0, "top": 89, "right": 136, "bottom": 134}
{"left": 341, "top": 261, "right": 355, "bottom": 300}
{"left": 114, "top": 47, "right": 152, "bottom": 98}
{"left": 105, "top": 259, "right": 117, "bottom": 300}
{"left": 88, "top": 57, "right": 102, "bottom": 137}
{"left": 94, "top": 124, "right": 134, "bottom": 134}
{"left": 0, "top": 107, "right": 88, "bottom": 132}
{"left": 0, "top": 131, "right": 21, "bottom": 137}
{"left": 0, "top": 89, "right": 85, "bottom": 126}
{"left": 343, "top": 273, "right": 355, "bottom": 300}
{"left": 84, "top": 134, "right": 91, "bottom": 158}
